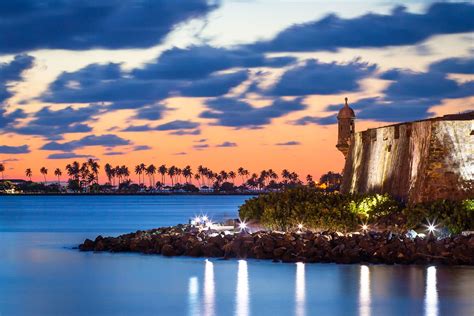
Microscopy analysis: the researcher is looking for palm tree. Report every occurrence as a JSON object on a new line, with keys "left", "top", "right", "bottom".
{"left": 219, "top": 170, "right": 228, "bottom": 182}
{"left": 228, "top": 171, "right": 236, "bottom": 184}
{"left": 183, "top": 165, "right": 192, "bottom": 183}
{"left": 135, "top": 164, "right": 143, "bottom": 185}
{"left": 66, "top": 161, "right": 80, "bottom": 181}
{"left": 104, "top": 163, "right": 113, "bottom": 184}
{"left": 176, "top": 167, "right": 182, "bottom": 184}
{"left": 120, "top": 165, "right": 130, "bottom": 181}
{"left": 54, "top": 168, "right": 62, "bottom": 185}
{"left": 88, "top": 159, "right": 100, "bottom": 184}
{"left": 281, "top": 169, "right": 291, "bottom": 184}
{"left": 0, "top": 163, "right": 4, "bottom": 180}
{"left": 158, "top": 165, "right": 167, "bottom": 185}
{"left": 168, "top": 166, "right": 176, "bottom": 186}
{"left": 194, "top": 173, "right": 201, "bottom": 187}
{"left": 146, "top": 164, "right": 156, "bottom": 187}
{"left": 114, "top": 166, "right": 122, "bottom": 185}
{"left": 40, "top": 167, "right": 48, "bottom": 183}
{"left": 25, "top": 168, "right": 32, "bottom": 181}
{"left": 238, "top": 167, "right": 249, "bottom": 184}
{"left": 139, "top": 163, "right": 146, "bottom": 185}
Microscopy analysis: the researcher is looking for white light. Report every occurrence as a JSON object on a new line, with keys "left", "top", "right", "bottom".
{"left": 202, "top": 215, "right": 209, "bottom": 222}
{"left": 236, "top": 260, "right": 249, "bottom": 316}
{"left": 204, "top": 260, "right": 215, "bottom": 316}
{"left": 361, "top": 224, "right": 368, "bottom": 231}
{"left": 297, "top": 224, "right": 303, "bottom": 230}
{"left": 359, "top": 265, "right": 371, "bottom": 316}
{"left": 239, "top": 220, "right": 248, "bottom": 232}
{"left": 425, "top": 266, "right": 438, "bottom": 316}
{"left": 188, "top": 277, "right": 199, "bottom": 316}
{"left": 206, "top": 221, "right": 213, "bottom": 228}
{"left": 295, "top": 262, "right": 305, "bottom": 316}
{"left": 194, "top": 216, "right": 202, "bottom": 224}
{"left": 191, "top": 220, "right": 196, "bottom": 226}
{"left": 424, "top": 219, "right": 438, "bottom": 236}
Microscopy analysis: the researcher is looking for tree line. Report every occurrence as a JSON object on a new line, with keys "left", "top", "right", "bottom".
{"left": 0, "top": 160, "right": 342, "bottom": 193}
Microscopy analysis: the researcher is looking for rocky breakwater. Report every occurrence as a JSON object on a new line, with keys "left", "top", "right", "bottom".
{"left": 79, "top": 225, "right": 474, "bottom": 265}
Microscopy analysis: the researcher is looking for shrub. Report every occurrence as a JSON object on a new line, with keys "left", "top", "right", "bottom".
{"left": 404, "top": 199, "right": 474, "bottom": 234}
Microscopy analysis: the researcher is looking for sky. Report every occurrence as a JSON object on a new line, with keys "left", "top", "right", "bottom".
{"left": 0, "top": 0, "right": 473, "bottom": 182}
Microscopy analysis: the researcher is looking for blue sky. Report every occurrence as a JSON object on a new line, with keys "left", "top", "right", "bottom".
{"left": 0, "top": 0, "right": 472, "bottom": 180}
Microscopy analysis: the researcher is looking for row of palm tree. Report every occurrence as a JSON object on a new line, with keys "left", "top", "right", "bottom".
{"left": 15, "top": 160, "right": 340, "bottom": 191}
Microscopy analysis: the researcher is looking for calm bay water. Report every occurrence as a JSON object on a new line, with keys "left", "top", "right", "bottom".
{"left": 0, "top": 195, "right": 473, "bottom": 316}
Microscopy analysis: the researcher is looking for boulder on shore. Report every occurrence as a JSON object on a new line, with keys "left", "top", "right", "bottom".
{"left": 78, "top": 225, "right": 474, "bottom": 265}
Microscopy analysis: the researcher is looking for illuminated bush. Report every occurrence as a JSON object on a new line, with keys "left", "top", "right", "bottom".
{"left": 404, "top": 199, "right": 474, "bottom": 234}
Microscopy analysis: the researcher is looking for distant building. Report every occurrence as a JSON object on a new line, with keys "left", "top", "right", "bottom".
{"left": 336, "top": 99, "right": 474, "bottom": 203}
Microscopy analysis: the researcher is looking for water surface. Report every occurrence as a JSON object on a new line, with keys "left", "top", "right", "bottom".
{"left": 1, "top": 195, "right": 473, "bottom": 315}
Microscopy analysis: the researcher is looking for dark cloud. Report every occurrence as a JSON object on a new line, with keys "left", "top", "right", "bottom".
{"left": 269, "top": 59, "right": 376, "bottom": 96}
{"left": 275, "top": 141, "right": 301, "bottom": 146}
{"left": 132, "top": 45, "right": 295, "bottom": 80}
{"left": 179, "top": 71, "right": 249, "bottom": 97}
{"left": 193, "top": 144, "right": 209, "bottom": 150}
{"left": 174, "top": 152, "right": 187, "bottom": 155}
{"left": 41, "top": 63, "right": 248, "bottom": 110}
{"left": 7, "top": 105, "right": 102, "bottom": 139}
{"left": 201, "top": 97, "right": 306, "bottom": 128}
{"left": 134, "top": 104, "right": 169, "bottom": 121}
{"left": 47, "top": 152, "right": 94, "bottom": 160}
{"left": 133, "top": 145, "right": 152, "bottom": 151}
{"left": 169, "top": 129, "right": 201, "bottom": 136}
{"left": 429, "top": 57, "right": 474, "bottom": 74}
{"left": 290, "top": 115, "right": 336, "bottom": 126}
{"left": 0, "top": 145, "right": 30, "bottom": 154}
{"left": 156, "top": 120, "right": 199, "bottom": 131}
{"left": 0, "top": 108, "right": 26, "bottom": 129}
{"left": 216, "top": 141, "right": 237, "bottom": 147}
{"left": 41, "top": 134, "right": 131, "bottom": 151}
{"left": 0, "top": 0, "right": 218, "bottom": 54}
{"left": 252, "top": 2, "right": 474, "bottom": 52}
{"left": 0, "top": 54, "right": 34, "bottom": 104}
{"left": 104, "top": 151, "right": 124, "bottom": 156}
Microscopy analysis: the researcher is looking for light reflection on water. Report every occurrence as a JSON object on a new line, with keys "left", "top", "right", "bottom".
{"left": 359, "top": 265, "right": 371, "bottom": 316}
{"left": 295, "top": 262, "right": 306, "bottom": 316}
{"left": 425, "top": 266, "right": 438, "bottom": 316}
{"left": 1, "top": 196, "right": 473, "bottom": 316}
{"left": 204, "top": 259, "right": 215, "bottom": 316}
{"left": 188, "top": 276, "right": 199, "bottom": 316}
{"left": 235, "top": 260, "right": 249, "bottom": 316}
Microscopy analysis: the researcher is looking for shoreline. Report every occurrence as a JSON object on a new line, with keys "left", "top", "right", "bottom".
{"left": 0, "top": 192, "right": 259, "bottom": 196}
{"left": 79, "top": 224, "right": 474, "bottom": 266}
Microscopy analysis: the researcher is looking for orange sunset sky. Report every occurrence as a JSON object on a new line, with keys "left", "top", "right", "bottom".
{"left": 0, "top": 0, "right": 473, "bottom": 183}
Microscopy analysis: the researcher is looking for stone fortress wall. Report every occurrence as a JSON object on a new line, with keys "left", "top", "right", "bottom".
{"left": 340, "top": 112, "right": 474, "bottom": 203}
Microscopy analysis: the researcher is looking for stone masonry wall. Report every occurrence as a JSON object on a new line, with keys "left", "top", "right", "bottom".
{"left": 341, "top": 119, "right": 474, "bottom": 203}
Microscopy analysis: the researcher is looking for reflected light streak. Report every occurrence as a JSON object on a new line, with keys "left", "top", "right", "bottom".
{"left": 235, "top": 260, "right": 249, "bottom": 316}
{"left": 425, "top": 266, "right": 438, "bottom": 316}
{"left": 359, "top": 265, "right": 371, "bottom": 316}
{"left": 204, "top": 259, "right": 215, "bottom": 316}
{"left": 295, "top": 262, "right": 306, "bottom": 316}
{"left": 188, "top": 276, "right": 200, "bottom": 316}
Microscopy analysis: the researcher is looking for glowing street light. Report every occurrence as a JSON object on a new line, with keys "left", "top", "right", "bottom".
{"left": 202, "top": 215, "right": 209, "bottom": 222}
{"left": 297, "top": 223, "right": 303, "bottom": 230}
{"left": 206, "top": 221, "right": 213, "bottom": 229}
{"left": 238, "top": 220, "right": 248, "bottom": 233}
{"left": 360, "top": 222, "right": 369, "bottom": 233}
{"left": 424, "top": 219, "right": 438, "bottom": 236}
{"left": 194, "top": 216, "right": 202, "bottom": 225}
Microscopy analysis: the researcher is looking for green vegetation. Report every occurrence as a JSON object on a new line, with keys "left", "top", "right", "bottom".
{"left": 239, "top": 186, "right": 474, "bottom": 233}
{"left": 404, "top": 199, "right": 474, "bottom": 234}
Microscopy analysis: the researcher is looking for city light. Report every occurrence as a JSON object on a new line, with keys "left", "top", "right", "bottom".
{"left": 202, "top": 215, "right": 209, "bottom": 222}
{"left": 360, "top": 222, "right": 369, "bottom": 233}
{"left": 424, "top": 219, "right": 438, "bottom": 236}
{"left": 297, "top": 223, "right": 303, "bottom": 230}
{"left": 194, "top": 216, "right": 201, "bottom": 224}
{"left": 239, "top": 220, "right": 248, "bottom": 232}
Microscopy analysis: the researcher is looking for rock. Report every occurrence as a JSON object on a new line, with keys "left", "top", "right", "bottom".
{"left": 78, "top": 223, "right": 473, "bottom": 265}
{"left": 161, "top": 244, "right": 176, "bottom": 256}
